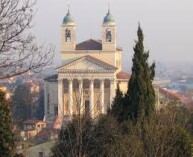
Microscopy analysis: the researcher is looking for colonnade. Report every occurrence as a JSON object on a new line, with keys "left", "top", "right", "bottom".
{"left": 58, "top": 78, "right": 115, "bottom": 124}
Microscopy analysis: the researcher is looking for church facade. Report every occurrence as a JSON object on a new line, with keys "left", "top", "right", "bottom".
{"left": 44, "top": 8, "right": 130, "bottom": 128}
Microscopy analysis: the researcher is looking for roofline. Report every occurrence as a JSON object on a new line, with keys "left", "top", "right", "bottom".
{"left": 44, "top": 74, "right": 58, "bottom": 82}
{"left": 116, "top": 79, "right": 129, "bottom": 82}
{"left": 61, "top": 49, "right": 122, "bottom": 53}
{"left": 56, "top": 55, "right": 117, "bottom": 71}
{"left": 74, "top": 38, "right": 122, "bottom": 51}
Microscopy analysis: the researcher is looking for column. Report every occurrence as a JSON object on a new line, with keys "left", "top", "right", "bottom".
{"left": 110, "top": 79, "right": 116, "bottom": 108}
{"left": 100, "top": 79, "right": 105, "bottom": 114}
{"left": 44, "top": 81, "right": 48, "bottom": 121}
{"left": 68, "top": 79, "right": 73, "bottom": 117}
{"left": 78, "top": 79, "right": 83, "bottom": 114}
{"left": 58, "top": 78, "right": 64, "bottom": 128}
{"left": 89, "top": 79, "right": 94, "bottom": 118}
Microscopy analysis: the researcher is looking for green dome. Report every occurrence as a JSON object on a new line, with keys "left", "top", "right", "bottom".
{"left": 63, "top": 10, "right": 75, "bottom": 25}
{"left": 103, "top": 9, "right": 115, "bottom": 25}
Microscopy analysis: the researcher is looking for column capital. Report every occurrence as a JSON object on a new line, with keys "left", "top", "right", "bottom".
{"left": 89, "top": 79, "right": 94, "bottom": 83}
{"left": 78, "top": 78, "right": 83, "bottom": 82}
{"left": 110, "top": 78, "right": 115, "bottom": 81}
{"left": 100, "top": 79, "right": 105, "bottom": 89}
{"left": 99, "top": 78, "right": 105, "bottom": 82}
{"left": 79, "top": 79, "right": 83, "bottom": 89}
{"left": 68, "top": 78, "right": 73, "bottom": 82}
{"left": 58, "top": 78, "right": 63, "bottom": 82}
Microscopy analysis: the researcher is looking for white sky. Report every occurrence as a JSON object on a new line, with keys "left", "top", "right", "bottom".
{"left": 34, "top": 0, "right": 193, "bottom": 70}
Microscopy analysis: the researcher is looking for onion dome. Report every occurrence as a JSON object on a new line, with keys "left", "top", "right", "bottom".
{"left": 103, "top": 9, "right": 116, "bottom": 26}
{"left": 63, "top": 9, "right": 75, "bottom": 25}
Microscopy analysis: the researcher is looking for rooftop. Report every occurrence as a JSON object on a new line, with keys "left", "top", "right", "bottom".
{"left": 159, "top": 88, "right": 193, "bottom": 109}
{"left": 116, "top": 71, "right": 130, "bottom": 80}
{"left": 75, "top": 39, "right": 122, "bottom": 51}
{"left": 23, "top": 120, "right": 45, "bottom": 125}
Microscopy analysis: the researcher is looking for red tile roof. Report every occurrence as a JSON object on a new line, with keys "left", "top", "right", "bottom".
{"left": 76, "top": 39, "right": 122, "bottom": 51}
{"left": 23, "top": 119, "right": 44, "bottom": 124}
{"left": 76, "top": 39, "right": 102, "bottom": 50}
{"left": 159, "top": 88, "right": 193, "bottom": 109}
{"left": 116, "top": 71, "right": 130, "bottom": 80}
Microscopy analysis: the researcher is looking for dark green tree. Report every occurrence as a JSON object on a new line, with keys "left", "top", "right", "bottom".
{"left": 110, "top": 83, "right": 125, "bottom": 122}
{"left": 51, "top": 116, "right": 94, "bottom": 157}
{"left": 0, "top": 91, "right": 15, "bottom": 157}
{"left": 126, "top": 24, "right": 155, "bottom": 120}
{"left": 89, "top": 115, "right": 125, "bottom": 157}
{"left": 37, "top": 88, "right": 44, "bottom": 120}
{"left": 11, "top": 84, "right": 33, "bottom": 125}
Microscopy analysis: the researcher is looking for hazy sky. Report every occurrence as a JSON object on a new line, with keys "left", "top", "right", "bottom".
{"left": 34, "top": 0, "right": 193, "bottom": 70}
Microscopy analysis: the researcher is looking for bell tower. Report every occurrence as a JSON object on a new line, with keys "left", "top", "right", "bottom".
{"left": 102, "top": 7, "right": 116, "bottom": 51}
{"left": 61, "top": 7, "right": 76, "bottom": 51}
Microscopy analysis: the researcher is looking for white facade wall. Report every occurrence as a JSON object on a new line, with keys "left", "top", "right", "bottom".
{"left": 44, "top": 81, "right": 58, "bottom": 124}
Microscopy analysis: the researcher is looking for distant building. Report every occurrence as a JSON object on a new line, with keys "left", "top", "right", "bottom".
{"left": 44, "top": 8, "right": 130, "bottom": 128}
{"left": 17, "top": 140, "right": 55, "bottom": 157}
{"left": 0, "top": 86, "right": 11, "bottom": 99}
{"left": 157, "top": 87, "right": 193, "bottom": 109}
{"left": 20, "top": 120, "right": 47, "bottom": 140}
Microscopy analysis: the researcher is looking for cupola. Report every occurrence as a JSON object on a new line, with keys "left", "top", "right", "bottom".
{"left": 63, "top": 9, "right": 75, "bottom": 25}
{"left": 103, "top": 9, "right": 116, "bottom": 26}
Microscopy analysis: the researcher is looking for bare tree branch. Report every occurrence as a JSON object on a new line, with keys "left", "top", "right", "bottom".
{"left": 0, "top": 0, "right": 54, "bottom": 79}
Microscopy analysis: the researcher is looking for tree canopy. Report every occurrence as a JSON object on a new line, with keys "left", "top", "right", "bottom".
{"left": 126, "top": 24, "right": 156, "bottom": 120}
{"left": 0, "top": 91, "right": 15, "bottom": 157}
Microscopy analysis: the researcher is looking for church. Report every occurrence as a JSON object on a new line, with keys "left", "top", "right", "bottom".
{"left": 44, "top": 8, "right": 130, "bottom": 128}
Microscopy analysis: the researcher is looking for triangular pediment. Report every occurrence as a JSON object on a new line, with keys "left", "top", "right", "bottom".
{"left": 56, "top": 55, "right": 117, "bottom": 73}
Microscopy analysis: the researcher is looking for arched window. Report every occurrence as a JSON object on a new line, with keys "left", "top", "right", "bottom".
{"left": 106, "top": 28, "right": 112, "bottom": 42}
{"left": 65, "top": 28, "right": 71, "bottom": 42}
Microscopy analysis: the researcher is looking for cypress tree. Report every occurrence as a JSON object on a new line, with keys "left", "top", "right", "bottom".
{"left": 126, "top": 24, "right": 155, "bottom": 120}
{"left": 0, "top": 91, "right": 15, "bottom": 157}
{"left": 110, "top": 83, "right": 125, "bottom": 122}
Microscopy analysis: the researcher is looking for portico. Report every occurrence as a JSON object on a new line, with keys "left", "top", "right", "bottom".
{"left": 56, "top": 59, "right": 116, "bottom": 125}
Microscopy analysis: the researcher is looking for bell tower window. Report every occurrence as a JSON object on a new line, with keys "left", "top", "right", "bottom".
{"left": 106, "top": 28, "right": 112, "bottom": 42}
{"left": 65, "top": 29, "right": 71, "bottom": 42}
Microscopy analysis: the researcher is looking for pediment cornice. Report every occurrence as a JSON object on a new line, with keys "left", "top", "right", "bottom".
{"left": 56, "top": 55, "right": 117, "bottom": 73}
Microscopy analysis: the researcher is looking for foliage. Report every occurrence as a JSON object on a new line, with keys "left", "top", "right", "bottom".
{"left": 14, "top": 153, "right": 25, "bottom": 157}
{"left": 11, "top": 84, "right": 33, "bottom": 125}
{"left": 110, "top": 83, "right": 125, "bottom": 122}
{"left": 88, "top": 115, "right": 125, "bottom": 157}
{"left": 11, "top": 82, "right": 45, "bottom": 124}
{"left": 51, "top": 116, "right": 94, "bottom": 157}
{"left": 52, "top": 108, "right": 193, "bottom": 157}
{"left": 168, "top": 126, "right": 192, "bottom": 157}
{"left": 140, "top": 107, "right": 192, "bottom": 157}
{"left": 0, "top": 91, "right": 15, "bottom": 157}
{"left": 126, "top": 24, "right": 155, "bottom": 120}
{"left": 36, "top": 88, "right": 45, "bottom": 120}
